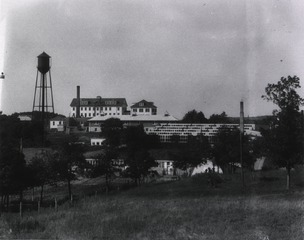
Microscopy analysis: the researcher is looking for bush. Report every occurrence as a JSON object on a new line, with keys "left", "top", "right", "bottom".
{"left": 192, "top": 172, "right": 223, "bottom": 187}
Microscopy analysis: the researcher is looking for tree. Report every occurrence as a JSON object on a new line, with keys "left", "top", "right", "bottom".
{"left": 102, "top": 118, "right": 123, "bottom": 147}
{"left": 209, "top": 111, "right": 230, "bottom": 123}
{"left": 261, "top": 75, "right": 304, "bottom": 190}
{"left": 123, "top": 126, "right": 157, "bottom": 185}
{"left": 91, "top": 148, "right": 120, "bottom": 191}
{"left": 212, "top": 127, "right": 254, "bottom": 174}
{"left": 53, "top": 142, "right": 86, "bottom": 200}
{"left": 181, "top": 110, "right": 208, "bottom": 123}
{"left": 0, "top": 143, "right": 27, "bottom": 208}
{"left": 172, "top": 135, "right": 211, "bottom": 173}
{"left": 27, "top": 150, "right": 56, "bottom": 204}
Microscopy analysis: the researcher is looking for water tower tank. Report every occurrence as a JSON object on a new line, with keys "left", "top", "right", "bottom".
{"left": 37, "top": 52, "right": 51, "bottom": 74}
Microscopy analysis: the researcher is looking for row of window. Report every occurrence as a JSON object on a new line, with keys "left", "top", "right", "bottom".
{"left": 73, "top": 112, "right": 121, "bottom": 117}
{"left": 52, "top": 121, "right": 62, "bottom": 125}
{"left": 73, "top": 107, "right": 120, "bottom": 111}
{"left": 133, "top": 108, "right": 150, "bottom": 113}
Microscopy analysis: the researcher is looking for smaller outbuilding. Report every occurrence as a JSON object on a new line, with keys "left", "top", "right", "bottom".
{"left": 91, "top": 138, "right": 106, "bottom": 146}
{"left": 50, "top": 116, "right": 66, "bottom": 132}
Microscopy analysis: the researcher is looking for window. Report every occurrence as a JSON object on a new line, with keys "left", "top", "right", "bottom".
{"left": 145, "top": 108, "right": 149, "bottom": 112}
{"left": 52, "top": 121, "right": 55, "bottom": 125}
{"left": 113, "top": 113, "right": 115, "bottom": 115}
{"left": 59, "top": 121, "right": 61, "bottom": 124}
{"left": 100, "top": 107, "right": 103, "bottom": 110}
{"left": 89, "top": 107, "right": 91, "bottom": 111}
{"left": 85, "top": 107, "right": 87, "bottom": 111}
{"left": 89, "top": 113, "right": 91, "bottom": 117}
{"left": 81, "top": 107, "right": 83, "bottom": 111}
{"left": 139, "top": 108, "right": 143, "bottom": 112}
{"left": 95, "top": 128, "right": 97, "bottom": 132}
{"left": 109, "top": 107, "right": 111, "bottom": 110}
{"left": 133, "top": 109, "right": 137, "bottom": 112}
{"left": 117, "top": 107, "right": 120, "bottom": 110}
{"left": 109, "top": 113, "right": 111, "bottom": 115}
{"left": 85, "top": 113, "right": 87, "bottom": 117}
{"left": 139, "top": 102, "right": 144, "bottom": 106}
{"left": 73, "top": 107, "right": 75, "bottom": 111}
{"left": 105, "top": 107, "right": 107, "bottom": 111}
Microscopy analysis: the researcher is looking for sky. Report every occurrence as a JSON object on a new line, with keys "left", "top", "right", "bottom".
{"left": 1, "top": 0, "right": 304, "bottom": 119}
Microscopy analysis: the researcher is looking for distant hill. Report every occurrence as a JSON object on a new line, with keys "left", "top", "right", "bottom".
{"left": 11, "top": 111, "right": 66, "bottom": 120}
{"left": 227, "top": 115, "right": 274, "bottom": 124}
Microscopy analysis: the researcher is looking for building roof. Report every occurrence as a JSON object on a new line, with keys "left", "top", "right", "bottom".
{"left": 130, "top": 100, "right": 157, "bottom": 109}
{"left": 84, "top": 149, "right": 105, "bottom": 158}
{"left": 50, "top": 116, "right": 66, "bottom": 121}
{"left": 70, "top": 98, "right": 127, "bottom": 107}
{"left": 18, "top": 115, "right": 32, "bottom": 121}
{"left": 88, "top": 113, "right": 178, "bottom": 122}
{"left": 37, "top": 52, "right": 50, "bottom": 58}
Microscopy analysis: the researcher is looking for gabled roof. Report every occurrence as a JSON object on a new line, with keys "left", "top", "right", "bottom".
{"left": 130, "top": 100, "right": 157, "bottom": 109}
{"left": 70, "top": 98, "right": 127, "bottom": 107}
{"left": 50, "top": 116, "right": 66, "bottom": 121}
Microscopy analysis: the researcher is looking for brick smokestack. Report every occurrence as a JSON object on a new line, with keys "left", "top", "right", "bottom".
{"left": 76, "top": 86, "right": 80, "bottom": 118}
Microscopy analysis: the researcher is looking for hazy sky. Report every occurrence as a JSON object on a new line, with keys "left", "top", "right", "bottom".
{"left": 1, "top": 0, "right": 304, "bottom": 119}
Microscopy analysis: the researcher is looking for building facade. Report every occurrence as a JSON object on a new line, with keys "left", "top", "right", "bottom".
{"left": 144, "top": 123, "right": 256, "bottom": 143}
{"left": 130, "top": 100, "right": 157, "bottom": 116}
{"left": 70, "top": 97, "right": 128, "bottom": 118}
{"left": 50, "top": 116, "right": 66, "bottom": 132}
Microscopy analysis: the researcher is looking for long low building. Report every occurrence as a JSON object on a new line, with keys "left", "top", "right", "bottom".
{"left": 88, "top": 113, "right": 179, "bottom": 132}
{"left": 144, "top": 123, "right": 257, "bottom": 143}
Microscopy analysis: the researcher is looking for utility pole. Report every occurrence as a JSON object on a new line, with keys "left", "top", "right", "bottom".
{"left": 240, "top": 101, "right": 245, "bottom": 187}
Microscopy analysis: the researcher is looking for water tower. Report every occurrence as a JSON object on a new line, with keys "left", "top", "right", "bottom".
{"left": 32, "top": 52, "right": 55, "bottom": 122}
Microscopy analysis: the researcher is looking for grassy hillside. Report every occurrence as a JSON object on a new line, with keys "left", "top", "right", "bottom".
{"left": 1, "top": 169, "right": 304, "bottom": 240}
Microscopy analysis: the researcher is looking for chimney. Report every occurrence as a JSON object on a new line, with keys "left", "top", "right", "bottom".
{"left": 76, "top": 86, "right": 80, "bottom": 118}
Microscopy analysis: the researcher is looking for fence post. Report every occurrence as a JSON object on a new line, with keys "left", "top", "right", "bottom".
{"left": 55, "top": 198, "right": 58, "bottom": 212}
{"left": 19, "top": 202, "right": 23, "bottom": 218}
{"left": 38, "top": 200, "right": 40, "bottom": 214}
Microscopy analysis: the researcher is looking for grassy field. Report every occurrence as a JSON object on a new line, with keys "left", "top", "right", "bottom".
{"left": 1, "top": 169, "right": 304, "bottom": 240}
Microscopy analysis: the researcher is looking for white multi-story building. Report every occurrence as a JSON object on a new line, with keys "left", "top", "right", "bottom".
{"left": 70, "top": 97, "right": 128, "bottom": 118}
{"left": 130, "top": 100, "right": 157, "bottom": 116}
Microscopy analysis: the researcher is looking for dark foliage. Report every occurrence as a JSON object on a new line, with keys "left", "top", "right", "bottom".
{"left": 172, "top": 135, "right": 211, "bottom": 171}
{"left": 208, "top": 111, "right": 230, "bottom": 123}
{"left": 181, "top": 109, "right": 208, "bottom": 123}
{"left": 212, "top": 126, "right": 254, "bottom": 174}
{"left": 123, "top": 126, "right": 157, "bottom": 185}
{"left": 261, "top": 75, "right": 304, "bottom": 189}
{"left": 102, "top": 118, "right": 123, "bottom": 147}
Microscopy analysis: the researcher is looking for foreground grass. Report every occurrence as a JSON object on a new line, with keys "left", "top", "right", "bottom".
{"left": 1, "top": 170, "right": 304, "bottom": 240}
